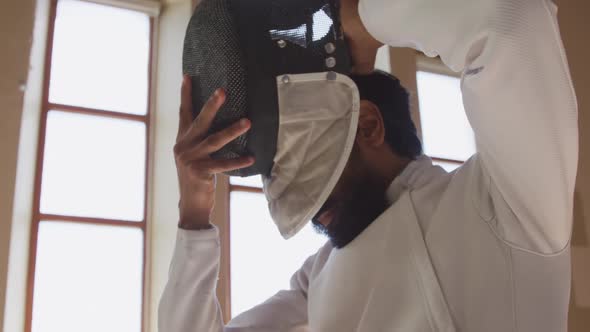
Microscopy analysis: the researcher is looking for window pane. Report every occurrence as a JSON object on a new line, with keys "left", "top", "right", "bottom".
{"left": 433, "top": 160, "right": 462, "bottom": 172}
{"left": 40, "top": 111, "right": 146, "bottom": 221}
{"left": 375, "top": 46, "right": 391, "bottom": 73}
{"left": 32, "top": 221, "right": 143, "bottom": 332}
{"left": 49, "top": 0, "right": 150, "bottom": 115}
{"left": 230, "top": 192, "right": 326, "bottom": 317}
{"left": 416, "top": 71, "right": 476, "bottom": 161}
{"left": 230, "top": 175, "right": 262, "bottom": 188}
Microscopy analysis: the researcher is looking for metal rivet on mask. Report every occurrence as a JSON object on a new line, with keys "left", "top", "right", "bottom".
{"left": 326, "top": 71, "right": 337, "bottom": 81}
{"left": 325, "top": 57, "right": 336, "bottom": 68}
{"left": 281, "top": 75, "right": 290, "bottom": 84}
{"left": 277, "top": 39, "right": 287, "bottom": 48}
{"left": 324, "top": 42, "right": 336, "bottom": 54}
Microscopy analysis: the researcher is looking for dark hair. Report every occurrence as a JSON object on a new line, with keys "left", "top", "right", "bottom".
{"left": 350, "top": 70, "right": 422, "bottom": 159}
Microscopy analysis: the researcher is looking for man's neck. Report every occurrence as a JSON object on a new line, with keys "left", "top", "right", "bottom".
{"left": 371, "top": 153, "right": 413, "bottom": 194}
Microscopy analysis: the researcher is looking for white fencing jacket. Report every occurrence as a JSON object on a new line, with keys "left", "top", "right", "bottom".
{"left": 159, "top": 0, "right": 579, "bottom": 331}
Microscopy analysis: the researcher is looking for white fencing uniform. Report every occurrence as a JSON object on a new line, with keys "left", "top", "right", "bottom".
{"left": 159, "top": 0, "right": 578, "bottom": 331}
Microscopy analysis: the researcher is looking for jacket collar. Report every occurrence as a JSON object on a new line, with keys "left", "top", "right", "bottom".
{"left": 386, "top": 155, "right": 438, "bottom": 204}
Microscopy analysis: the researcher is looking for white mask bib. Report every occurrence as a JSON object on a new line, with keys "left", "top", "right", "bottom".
{"left": 262, "top": 72, "right": 360, "bottom": 238}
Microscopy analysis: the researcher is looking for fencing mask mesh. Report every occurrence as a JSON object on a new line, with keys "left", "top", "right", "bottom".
{"left": 183, "top": 0, "right": 352, "bottom": 176}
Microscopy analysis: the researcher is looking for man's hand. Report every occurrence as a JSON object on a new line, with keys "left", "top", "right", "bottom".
{"left": 174, "top": 75, "right": 254, "bottom": 229}
{"left": 339, "top": 0, "right": 383, "bottom": 74}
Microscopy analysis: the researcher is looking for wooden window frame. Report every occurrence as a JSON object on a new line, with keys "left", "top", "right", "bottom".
{"left": 24, "top": 1, "right": 156, "bottom": 331}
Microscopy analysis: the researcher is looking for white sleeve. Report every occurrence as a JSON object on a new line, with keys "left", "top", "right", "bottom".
{"left": 158, "top": 227, "right": 312, "bottom": 332}
{"left": 359, "top": 0, "right": 578, "bottom": 254}
{"left": 158, "top": 227, "right": 225, "bottom": 332}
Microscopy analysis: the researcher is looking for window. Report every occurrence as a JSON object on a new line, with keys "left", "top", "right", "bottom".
{"left": 375, "top": 45, "right": 392, "bottom": 73}
{"left": 416, "top": 59, "right": 476, "bottom": 171}
{"left": 228, "top": 177, "right": 326, "bottom": 317}
{"left": 27, "top": 1, "right": 154, "bottom": 331}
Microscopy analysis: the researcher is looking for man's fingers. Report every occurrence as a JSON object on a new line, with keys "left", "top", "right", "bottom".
{"left": 194, "top": 156, "right": 255, "bottom": 175}
{"left": 200, "top": 119, "right": 251, "bottom": 155}
{"left": 178, "top": 75, "right": 193, "bottom": 140}
{"left": 177, "top": 118, "right": 250, "bottom": 162}
{"left": 178, "top": 88, "right": 226, "bottom": 145}
{"left": 190, "top": 88, "right": 225, "bottom": 140}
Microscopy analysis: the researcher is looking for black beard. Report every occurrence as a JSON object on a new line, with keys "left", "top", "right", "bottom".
{"left": 312, "top": 178, "right": 389, "bottom": 249}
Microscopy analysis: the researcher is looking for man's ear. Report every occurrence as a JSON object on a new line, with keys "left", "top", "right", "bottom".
{"left": 357, "top": 100, "right": 385, "bottom": 147}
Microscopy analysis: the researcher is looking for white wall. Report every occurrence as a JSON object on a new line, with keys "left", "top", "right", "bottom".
{"left": 147, "top": 1, "right": 192, "bottom": 330}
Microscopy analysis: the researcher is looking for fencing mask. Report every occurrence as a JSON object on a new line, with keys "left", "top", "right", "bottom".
{"left": 183, "top": 0, "right": 360, "bottom": 238}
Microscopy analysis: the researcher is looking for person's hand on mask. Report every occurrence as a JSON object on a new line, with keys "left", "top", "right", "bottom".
{"left": 339, "top": 0, "right": 383, "bottom": 74}
{"left": 174, "top": 75, "right": 254, "bottom": 230}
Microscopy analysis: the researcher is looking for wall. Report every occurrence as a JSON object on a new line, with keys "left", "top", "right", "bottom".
{"left": 148, "top": 1, "right": 192, "bottom": 330}
{"left": 555, "top": 0, "right": 590, "bottom": 330}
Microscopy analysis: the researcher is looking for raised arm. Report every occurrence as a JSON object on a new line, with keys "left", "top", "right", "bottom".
{"left": 157, "top": 74, "right": 253, "bottom": 331}
{"left": 159, "top": 77, "right": 312, "bottom": 331}
{"left": 159, "top": 228, "right": 225, "bottom": 332}
{"left": 356, "top": 0, "right": 578, "bottom": 253}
